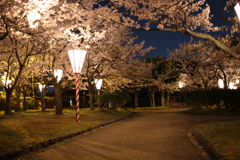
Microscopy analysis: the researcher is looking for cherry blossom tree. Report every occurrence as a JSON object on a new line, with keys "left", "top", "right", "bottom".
{"left": 0, "top": 33, "right": 48, "bottom": 115}
{"left": 170, "top": 39, "right": 240, "bottom": 90}
{"left": 1, "top": 0, "right": 136, "bottom": 114}
{"left": 170, "top": 40, "right": 218, "bottom": 90}
{"left": 95, "top": 0, "right": 240, "bottom": 58}
{"left": 82, "top": 26, "right": 154, "bottom": 109}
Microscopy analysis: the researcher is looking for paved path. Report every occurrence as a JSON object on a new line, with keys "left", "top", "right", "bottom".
{"left": 20, "top": 110, "right": 240, "bottom": 160}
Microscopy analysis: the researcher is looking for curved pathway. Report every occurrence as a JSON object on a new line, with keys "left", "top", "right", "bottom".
{"left": 20, "top": 110, "right": 240, "bottom": 160}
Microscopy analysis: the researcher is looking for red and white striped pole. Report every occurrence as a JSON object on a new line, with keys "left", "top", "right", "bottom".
{"left": 68, "top": 49, "right": 87, "bottom": 122}
{"left": 75, "top": 73, "right": 80, "bottom": 122}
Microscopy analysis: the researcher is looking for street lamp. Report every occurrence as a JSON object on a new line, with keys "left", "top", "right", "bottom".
{"left": 39, "top": 84, "right": 45, "bottom": 92}
{"left": 54, "top": 69, "right": 63, "bottom": 83}
{"left": 68, "top": 49, "right": 87, "bottom": 122}
{"left": 218, "top": 79, "right": 224, "bottom": 89}
{"left": 95, "top": 79, "right": 103, "bottom": 90}
{"left": 229, "top": 82, "right": 237, "bottom": 90}
{"left": 95, "top": 79, "right": 103, "bottom": 107}
{"left": 235, "top": 3, "right": 240, "bottom": 20}
{"left": 2, "top": 79, "right": 11, "bottom": 88}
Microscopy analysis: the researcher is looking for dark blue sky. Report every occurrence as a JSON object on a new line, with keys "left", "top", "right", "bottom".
{"left": 133, "top": 0, "right": 235, "bottom": 58}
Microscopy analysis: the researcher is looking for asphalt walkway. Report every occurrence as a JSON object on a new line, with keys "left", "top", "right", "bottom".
{"left": 20, "top": 110, "right": 240, "bottom": 160}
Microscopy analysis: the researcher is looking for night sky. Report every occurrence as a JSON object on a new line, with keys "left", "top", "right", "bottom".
{"left": 133, "top": 0, "right": 236, "bottom": 58}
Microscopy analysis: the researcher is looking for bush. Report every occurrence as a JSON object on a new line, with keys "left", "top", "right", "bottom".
{"left": 186, "top": 89, "right": 240, "bottom": 110}
{"left": 100, "top": 91, "right": 131, "bottom": 109}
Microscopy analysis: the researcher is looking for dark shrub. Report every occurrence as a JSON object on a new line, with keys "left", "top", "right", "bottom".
{"left": 100, "top": 92, "right": 131, "bottom": 109}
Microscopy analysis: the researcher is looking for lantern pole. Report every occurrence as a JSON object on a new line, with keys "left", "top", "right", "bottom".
{"left": 68, "top": 49, "right": 87, "bottom": 122}
{"left": 75, "top": 73, "right": 80, "bottom": 122}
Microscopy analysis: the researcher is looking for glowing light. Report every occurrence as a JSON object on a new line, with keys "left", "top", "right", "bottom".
{"left": 218, "top": 79, "right": 224, "bottom": 89}
{"left": 235, "top": 3, "right": 240, "bottom": 20}
{"left": 229, "top": 82, "right": 237, "bottom": 90}
{"left": 179, "top": 82, "right": 183, "bottom": 88}
{"left": 68, "top": 49, "right": 87, "bottom": 73}
{"left": 39, "top": 84, "right": 45, "bottom": 92}
{"left": 1, "top": 79, "right": 11, "bottom": 88}
{"left": 1, "top": 72, "right": 11, "bottom": 88}
{"left": 95, "top": 79, "right": 103, "bottom": 90}
{"left": 54, "top": 69, "right": 63, "bottom": 83}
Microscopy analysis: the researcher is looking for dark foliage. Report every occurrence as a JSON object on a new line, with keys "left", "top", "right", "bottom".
{"left": 186, "top": 89, "right": 240, "bottom": 110}
{"left": 99, "top": 91, "right": 131, "bottom": 109}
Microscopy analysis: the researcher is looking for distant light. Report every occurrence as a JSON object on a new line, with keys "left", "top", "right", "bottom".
{"left": 1, "top": 79, "right": 11, "bottom": 88}
{"left": 229, "top": 82, "right": 237, "bottom": 90}
{"left": 235, "top": 3, "right": 240, "bottom": 20}
{"left": 39, "top": 84, "right": 45, "bottom": 92}
{"left": 95, "top": 79, "right": 103, "bottom": 90}
{"left": 179, "top": 82, "right": 183, "bottom": 88}
{"left": 218, "top": 79, "right": 224, "bottom": 89}
{"left": 68, "top": 49, "right": 87, "bottom": 74}
{"left": 54, "top": 69, "right": 63, "bottom": 83}
{"left": 236, "top": 79, "right": 239, "bottom": 84}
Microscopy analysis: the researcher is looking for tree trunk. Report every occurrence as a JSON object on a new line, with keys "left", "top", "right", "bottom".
{"left": 23, "top": 96, "right": 27, "bottom": 111}
{"left": 134, "top": 91, "right": 139, "bottom": 108}
{"left": 22, "top": 86, "right": 27, "bottom": 111}
{"left": 41, "top": 87, "right": 46, "bottom": 112}
{"left": 15, "top": 84, "right": 21, "bottom": 112}
{"left": 54, "top": 81, "right": 63, "bottom": 115}
{"left": 89, "top": 91, "right": 94, "bottom": 110}
{"left": 5, "top": 89, "right": 12, "bottom": 115}
{"left": 161, "top": 90, "right": 166, "bottom": 106}
{"left": 166, "top": 92, "right": 170, "bottom": 107}
{"left": 152, "top": 94, "right": 156, "bottom": 107}
{"left": 148, "top": 92, "right": 155, "bottom": 107}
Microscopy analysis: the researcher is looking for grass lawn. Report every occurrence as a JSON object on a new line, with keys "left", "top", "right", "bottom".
{"left": 0, "top": 108, "right": 132, "bottom": 156}
{"left": 186, "top": 107, "right": 240, "bottom": 160}
{"left": 193, "top": 121, "right": 240, "bottom": 160}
